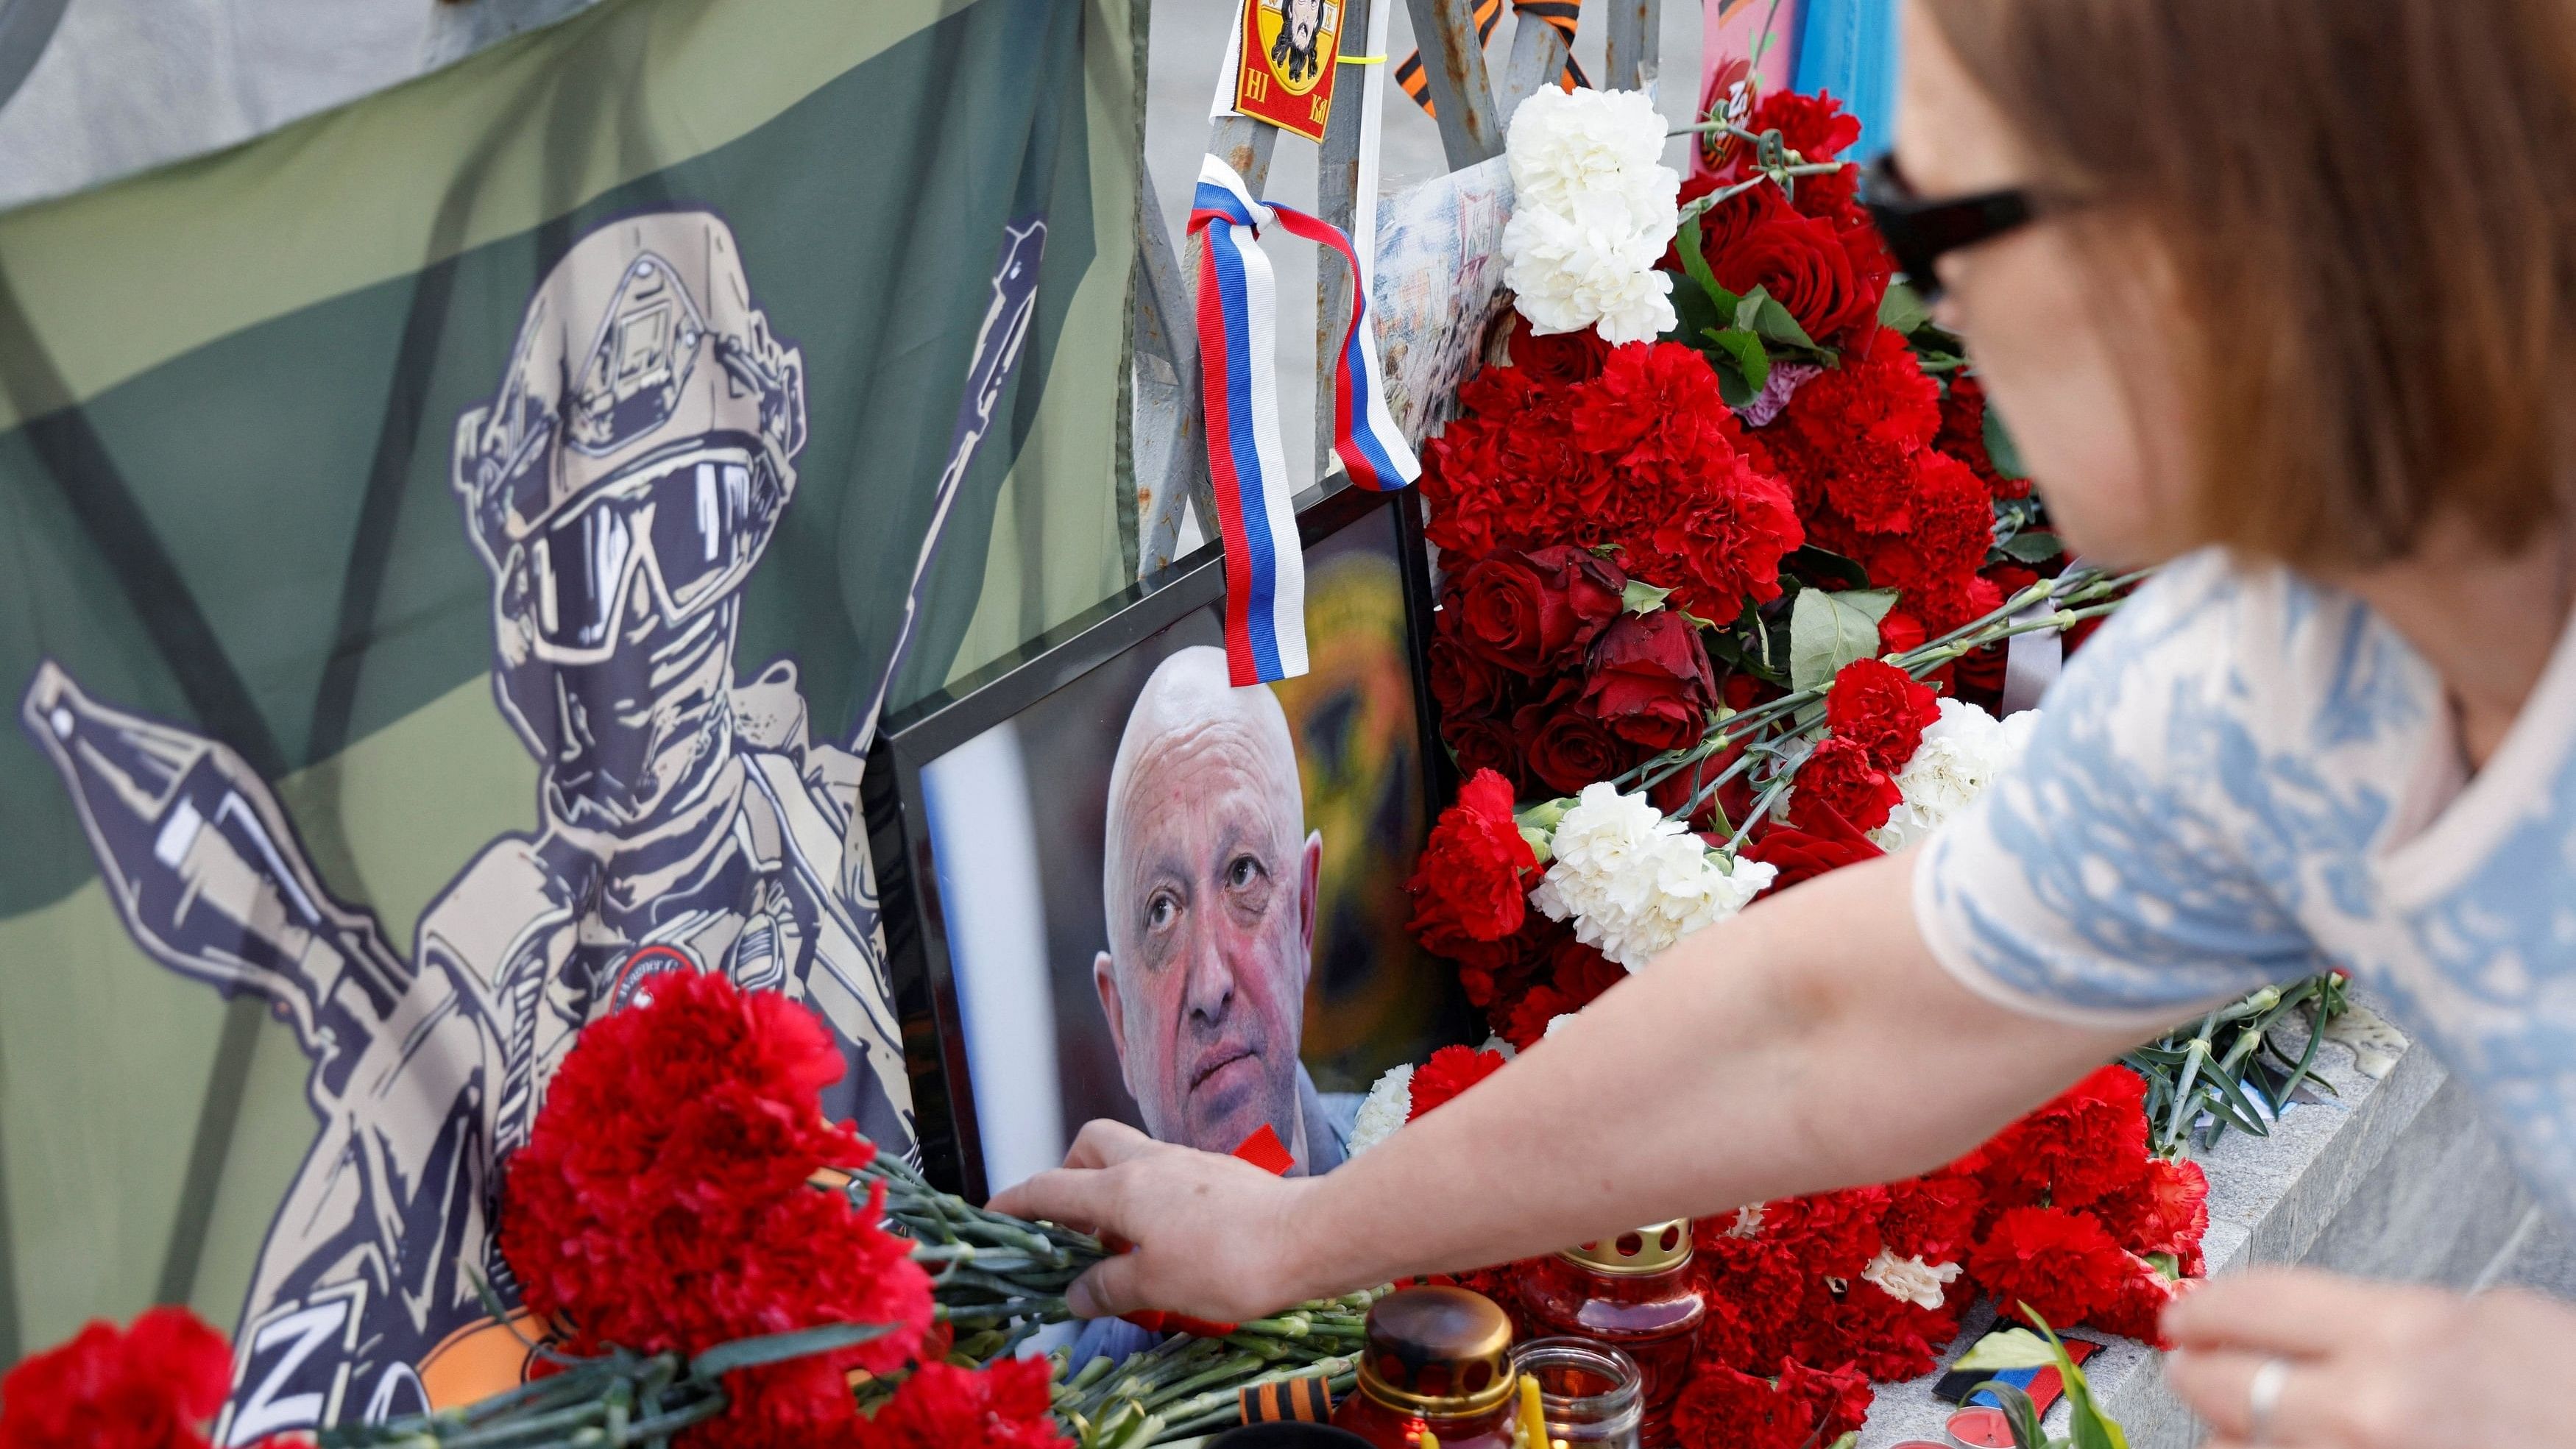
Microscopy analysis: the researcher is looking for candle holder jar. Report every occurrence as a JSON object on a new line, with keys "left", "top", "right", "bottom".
{"left": 1329, "top": 1286, "right": 1522, "bottom": 1449}
{"left": 1512, "top": 1337, "right": 1644, "bottom": 1449}
{"left": 1511, "top": 1221, "right": 1705, "bottom": 1448}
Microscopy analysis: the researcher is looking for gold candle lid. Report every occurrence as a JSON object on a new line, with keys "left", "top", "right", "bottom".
{"left": 1355, "top": 1285, "right": 1518, "bottom": 1417}
{"left": 1560, "top": 1219, "right": 1694, "bottom": 1275}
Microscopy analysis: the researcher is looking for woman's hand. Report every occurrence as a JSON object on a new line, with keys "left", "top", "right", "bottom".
{"left": 988, "top": 1119, "right": 1328, "bottom": 1324}
{"left": 2164, "top": 1266, "right": 2576, "bottom": 1448}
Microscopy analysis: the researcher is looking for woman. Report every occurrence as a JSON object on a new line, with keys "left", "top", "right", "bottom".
{"left": 996, "top": 2, "right": 2576, "bottom": 1443}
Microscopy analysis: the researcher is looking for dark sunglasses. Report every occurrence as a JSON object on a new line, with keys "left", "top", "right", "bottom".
{"left": 1860, "top": 153, "right": 2038, "bottom": 302}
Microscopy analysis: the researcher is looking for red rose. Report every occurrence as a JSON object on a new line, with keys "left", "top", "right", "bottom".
{"left": 1516, "top": 692, "right": 1643, "bottom": 795}
{"left": 1448, "top": 547, "right": 1627, "bottom": 677}
{"left": 1968, "top": 1206, "right": 2134, "bottom": 1331}
{"left": 854, "top": 1358, "right": 1069, "bottom": 1449}
{"left": 1443, "top": 712, "right": 1530, "bottom": 793}
{"left": 1826, "top": 656, "right": 1942, "bottom": 771}
{"left": 0, "top": 1306, "right": 243, "bottom": 1449}
{"left": 1741, "top": 801, "right": 1884, "bottom": 892}
{"left": 1707, "top": 189, "right": 1878, "bottom": 351}
{"left": 1579, "top": 611, "right": 1719, "bottom": 749}
{"left": 1506, "top": 312, "right": 1613, "bottom": 388}
{"left": 1791, "top": 735, "right": 1903, "bottom": 833}
{"left": 1407, "top": 1044, "right": 1509, "bottom": 1120}
{"left": 500, "top": 974, "right": 933, "bottom": 1448}
{"left": 1406, "top": 769, "right": 1540, "bottom": 953}
{"left": 1427, "top": 633, "right": 1513, "bottom": 720}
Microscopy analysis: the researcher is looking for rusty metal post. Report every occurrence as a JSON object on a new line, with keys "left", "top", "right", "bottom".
{"left": 1401, "top": 0, "right": 1502, "bottom": 166}
{"left": 1496, "top": 7, "right": 1571, "bottom": 119}
{"left": 1604, "top": 0, "right": 1660, "bottom": 92}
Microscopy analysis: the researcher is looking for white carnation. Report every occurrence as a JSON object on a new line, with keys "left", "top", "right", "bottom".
{"left": 1860, "top": 1248, "right": 1963, "bottom": 1311}
{"left": 1871, "top": 698, "right": 2039, "bottom": 851}
{"left": 1528, "top": 783, "right": 1777, "bottom": 969}
{"left": 1500, "top": 86, "right": 1680, "bottom": 345}
{"left": 1345, "top": 1063, "right": 1415, "bottom": 1157}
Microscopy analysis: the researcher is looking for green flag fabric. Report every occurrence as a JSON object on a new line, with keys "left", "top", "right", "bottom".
{"left": 0, "top": 0, "right": 1138, "bottom": 1433}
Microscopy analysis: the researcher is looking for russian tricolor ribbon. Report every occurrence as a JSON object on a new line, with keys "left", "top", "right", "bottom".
{"left": 1189, "top": 155, "right": 1420, "bottom": 687}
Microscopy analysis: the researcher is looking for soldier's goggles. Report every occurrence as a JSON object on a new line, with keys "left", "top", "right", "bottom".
{"left": 509, "top": 437, "right": 782, "bottom": 665}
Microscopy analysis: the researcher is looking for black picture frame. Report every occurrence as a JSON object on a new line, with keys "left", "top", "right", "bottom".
{"left": 861, "top": 481, "right": 1446, "bottom": 1199}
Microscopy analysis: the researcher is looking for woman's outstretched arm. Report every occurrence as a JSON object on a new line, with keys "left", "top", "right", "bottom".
{"left": 991, "top": 849, "right": 2154, "bottom": 1322}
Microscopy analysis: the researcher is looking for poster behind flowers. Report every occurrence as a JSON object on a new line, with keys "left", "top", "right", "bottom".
{"left": 0, "top": 0, "right": 1138, "bottom": 1435}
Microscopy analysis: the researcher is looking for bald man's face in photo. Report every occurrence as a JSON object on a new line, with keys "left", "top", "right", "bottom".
{"left": 1096, "top": 698, "right": 1321, "bottom": 1162}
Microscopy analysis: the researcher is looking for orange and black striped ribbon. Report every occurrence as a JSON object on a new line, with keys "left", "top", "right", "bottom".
{"left": 1395, "top": 0, "right": 1589, "bottom": 118}
{"left": 1240, "top": 1372, "right": 1338, "bottom": 1424}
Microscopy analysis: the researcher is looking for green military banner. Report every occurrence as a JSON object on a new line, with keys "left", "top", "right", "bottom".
{"left": 0, "top": 0, "right": 1137, "bottom": 1436}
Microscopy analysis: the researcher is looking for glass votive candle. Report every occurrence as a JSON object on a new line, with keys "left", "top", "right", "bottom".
{"left": 1511, "top": 1220, "right": 1704, "bottom": 1446}
{"left": 1329, "top": 1286, "right": 1522, "bottom": 1449}
{"left": 1512, "top": 1337, "right": 1644, "bottom": 1449}
{"left": 1946, "top": 1404, "right": 2017, "bottom": 1448}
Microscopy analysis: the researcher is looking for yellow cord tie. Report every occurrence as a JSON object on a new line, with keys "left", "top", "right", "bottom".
{"left": 1337, "top": 52, "right": 1387, "bottom": 63}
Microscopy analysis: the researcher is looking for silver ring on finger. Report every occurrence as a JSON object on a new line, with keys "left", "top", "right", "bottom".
{"left": 2247, "top": 1356, "right": 2293, "bottom": 1445}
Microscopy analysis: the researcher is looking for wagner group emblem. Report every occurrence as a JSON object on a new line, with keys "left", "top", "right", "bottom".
{"left": 1236, "top": 0, "right": 1344, "bottom": 141}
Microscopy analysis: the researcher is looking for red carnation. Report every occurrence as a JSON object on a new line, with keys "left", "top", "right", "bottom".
{"left": 1825, "top": 656, "right": 1941, "bottom": 771}
{"left": 1447, "top": 547, "right": 1627, "bottom": 677}
{"left": 1968, "top": 1206, "right": 2134, "bottom": 1331}
{"left": 1579, "top": 611, "right": 1719, "bottom": 749}
{"left": 2091, "top": 1254, "right": 2192, "bottom": 1347}
{"left": 0, "top": 1306, "right": 272, "bottom": 1449}
{"left": 1750, "top": 90, "right": 1862, "bottom": 169}
{"left": 1969, "top": 1065, "right": 2152, "bottom": 1212}
{"left": 1407, "top": 770, "right": 1540, "bottom": 956}
{"left": 1407, "top": 1045, "right": 1510, "bottom": 1121}
{"left": 500, "top": 973, "right": 932, "bottom": 1448}
{"left": 1671, "top": 1358, "right": 1869, "bottom": 1449}
{"left": 1812, "top": 1279, "right": 1966, "bottom": 1382}
{"left": 1741, "top": 800, "right": 1885, "bottom": 892}
{"left": 1791, "top": 735, "right": 1903, "bottom": 834}
{"left": 856, "top": 1359, "right": 1069, "bottom": 1449}
{"left": 2094, "top": 1155, "right": 2212, "bottom": 1275}
{"left": 1878, "top": 1171, "right": 1987, "bottom": 1265}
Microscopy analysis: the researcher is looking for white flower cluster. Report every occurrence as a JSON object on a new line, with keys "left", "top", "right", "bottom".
{"left": 1870, "top": 698, "right": 2039, "bottom": 851}
{"left": 1859, "top": 1248, "right": 1963, "bottom": 1310}
{"left": 1499, "top": 86, "right": 1680, "bottom": 346}
{"left": 1345, "top": 1063, "right": 1415, "bottom": 1157}
{"left": 1529, "top": 783, "right": 1776, "bottom": 970}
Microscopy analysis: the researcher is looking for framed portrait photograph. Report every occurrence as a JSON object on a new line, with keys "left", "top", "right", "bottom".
{"left": 865, "top": 483, "right": 1472, "bottom": 1202}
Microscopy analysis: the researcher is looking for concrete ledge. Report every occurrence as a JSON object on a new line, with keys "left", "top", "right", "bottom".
{"left": 1857, "top": 1005, "right": 2552, "bottom": 1448}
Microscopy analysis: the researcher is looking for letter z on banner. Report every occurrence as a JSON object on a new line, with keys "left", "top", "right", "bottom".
{"left": 1188, "top": 155, "right": 1418, "bottom": 687}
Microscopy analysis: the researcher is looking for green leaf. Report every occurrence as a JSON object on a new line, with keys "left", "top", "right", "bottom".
{"left": 1880, "top": 279, "right": 1933, "bottom": 334}
{"left": 1785, "top": 545, "right": 1872, "bottom": 590}
{"left": 1703, "top": 326, "right": 1772, "bottom": 400}
{"left": 689, "top": 1320, "right": 894, "bottom": 1378}
{"left": 1752, "top": 294, "right": 1818, "bottom": 349}
{"left": 2000, "top": 529, "right": 2063, "bottom": 564}
{"left": 1676, "top": 215, "right": 1743, "bottom": 316}
{"left": 1788, "top": 587, "right": 1897, "bottom": 691}
{"left": 1985, "top": 398, "right": 2032, "bottom": 481}
{"left": 1953, "top": 1328, "right": 2059, "bottom": 1373}
{"left": 1622, "top": 578, "right": 1674, "bottom": 614}
{"left": 1733, "top": 284, "right": 1772, "bottom": 333}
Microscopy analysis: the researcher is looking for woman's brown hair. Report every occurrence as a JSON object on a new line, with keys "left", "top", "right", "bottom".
{"left": 1920, "top": 0, "right": 2576, "bottom": 570}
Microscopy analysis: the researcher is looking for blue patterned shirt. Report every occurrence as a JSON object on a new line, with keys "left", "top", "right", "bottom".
{"left": 1917, "top": 549, "right": 2576, "bottom": 1220}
